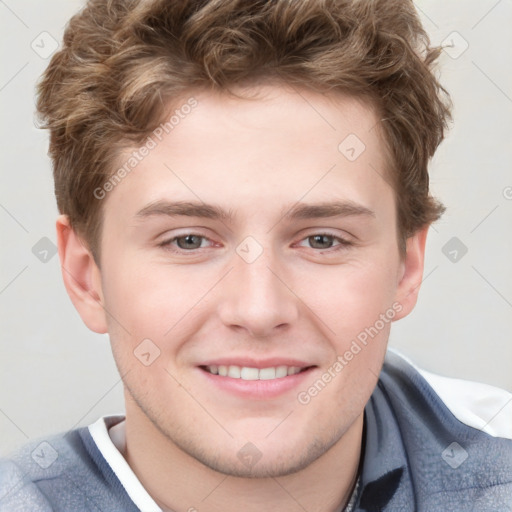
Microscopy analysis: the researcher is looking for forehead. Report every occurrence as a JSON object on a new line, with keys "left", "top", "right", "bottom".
{"left": 106, "top": 84, "right": 393, "bottom": 222}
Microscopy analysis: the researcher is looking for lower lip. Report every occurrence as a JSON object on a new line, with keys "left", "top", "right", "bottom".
{"left": 197, "top": 366, "right": 316, "bottom": 400}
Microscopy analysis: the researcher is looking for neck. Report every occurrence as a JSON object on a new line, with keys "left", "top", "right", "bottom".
{"left": 122, "top": 402, "right": 363, "bottom": 512}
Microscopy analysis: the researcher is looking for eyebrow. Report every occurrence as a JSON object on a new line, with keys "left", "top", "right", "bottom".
{"left": 135, "top": 199, "right": 375, "bottom": 222}
{"left": 282, "top": 201, "right": 375, "bottom": 221}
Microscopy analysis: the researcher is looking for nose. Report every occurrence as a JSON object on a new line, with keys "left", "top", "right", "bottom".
{"left": 217, "top": 246, "right": 299, "bottom": 338}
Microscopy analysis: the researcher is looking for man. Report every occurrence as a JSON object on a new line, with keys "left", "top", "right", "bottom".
{"left": 1, "top": 0, "right": 511, "bottom": 510}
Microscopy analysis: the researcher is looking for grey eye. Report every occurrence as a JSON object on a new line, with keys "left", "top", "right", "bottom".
{"left": 308, "top": 235, "right": 335, "bottom": 249}
{"left": 176, "top": 235, "right": 204, "bottom": 249}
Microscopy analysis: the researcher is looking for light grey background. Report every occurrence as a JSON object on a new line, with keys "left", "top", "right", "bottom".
{"left": 1, "top": 0, "right": 511, "bottom": 455}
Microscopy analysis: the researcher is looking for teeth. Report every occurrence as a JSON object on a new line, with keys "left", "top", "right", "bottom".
{"left": 227, "top": 365, "right": 241, "bottom": 378}
{"left": 240, "top": 367, "right": 259, "bottom": 380}
{"left": 259, "top": 367, "right": 276, "bottom": 380}
{"left": 205, "top": 364, "right": 307, "bottom": 380}
{"left": 276, "top": 365, "right": 288, "bottom": 378}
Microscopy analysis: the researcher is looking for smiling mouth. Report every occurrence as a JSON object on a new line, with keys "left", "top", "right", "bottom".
{"left": 200, "top": 364, "right": 314, "bottom": 381}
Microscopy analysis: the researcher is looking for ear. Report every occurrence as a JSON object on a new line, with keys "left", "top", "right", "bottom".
{"left": 392, "top": 226, "right": 429, "bottom": 321}
{"left": 56, "top": 215, "right": 108, "bottom": 333}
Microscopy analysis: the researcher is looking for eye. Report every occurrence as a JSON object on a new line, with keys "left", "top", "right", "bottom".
{"left": 159, "top": 232, "right": 351, "bottom": 254}
{"left": 297, "top": 233, "right": 352, "bottom": 251}
{"left": 160, "top": 234, "right": 213, "bottom": 251}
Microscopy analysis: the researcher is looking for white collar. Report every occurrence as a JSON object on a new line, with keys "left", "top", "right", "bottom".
{"left": 88, "top": 415, "right": 162, "bottom": 512}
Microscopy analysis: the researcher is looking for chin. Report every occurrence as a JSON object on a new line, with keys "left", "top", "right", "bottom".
{"left": 172, "top": 423, "right": 347, "bottom": 479}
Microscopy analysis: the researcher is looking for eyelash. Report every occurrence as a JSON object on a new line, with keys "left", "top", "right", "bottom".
{"left": 159, "top": 232, "right": 353, "bottom": 254}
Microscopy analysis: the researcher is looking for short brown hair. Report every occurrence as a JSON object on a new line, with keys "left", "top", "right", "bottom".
{"left": 37, "top": 0, "right": 451, "bottom": 259}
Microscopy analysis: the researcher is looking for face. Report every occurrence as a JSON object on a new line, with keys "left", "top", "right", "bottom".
{"left": 80, "top": 85, "right": 422, "bottom": 478}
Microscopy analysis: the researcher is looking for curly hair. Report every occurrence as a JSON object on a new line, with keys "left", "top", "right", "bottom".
{"left": 37, "top": 0, "right": 451, "bottom": 259}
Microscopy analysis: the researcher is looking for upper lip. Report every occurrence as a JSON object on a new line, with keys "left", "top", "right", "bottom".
{"left": 198, "top": 358, "right": 315, "bottom": 369}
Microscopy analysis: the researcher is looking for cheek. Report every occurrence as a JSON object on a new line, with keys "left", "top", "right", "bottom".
{"left": 302, "top": 256, "right": 399, "bottom": 337}
{"left": 298, "top": 260, "right": 397, "bottom": 414}
{"left": 100, "top": 256, "right": 219, "bottom": 348}
{"left": 103, "top": 268, "right": 170, "bottom": 334}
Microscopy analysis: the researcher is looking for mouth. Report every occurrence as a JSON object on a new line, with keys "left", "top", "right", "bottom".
{"left": 200, "top": 364, "right": 314, "bottom": 381}
{"left": 197, "top": 361, "right": 317, "bottom": 400}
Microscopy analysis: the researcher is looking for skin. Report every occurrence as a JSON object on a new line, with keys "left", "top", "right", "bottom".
{"left": 57, "top": 84, "right": 428, "bottom": 512}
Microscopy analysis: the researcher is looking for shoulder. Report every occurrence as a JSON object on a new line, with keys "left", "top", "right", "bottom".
{"left": 0, "top": 429, "right": 85, "bottom": 511}
{"left": 0, "top": 425, "right": 137, "bottom": 512}
{"left": 382, "top": 348, "right": 512, "bottom": 440}
{"left": 0, "top": 457, "right": 51, "bottom": 511}
{"left": 376, "top": 349, "right": 512, "bottom": 509}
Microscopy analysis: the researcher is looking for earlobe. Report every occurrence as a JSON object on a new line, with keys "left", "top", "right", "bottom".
{"left": 56, "top": 215, "right": 108, "bottom": 334}
{"left": 393, "top": 226, "right": 429, "bottom": 322}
